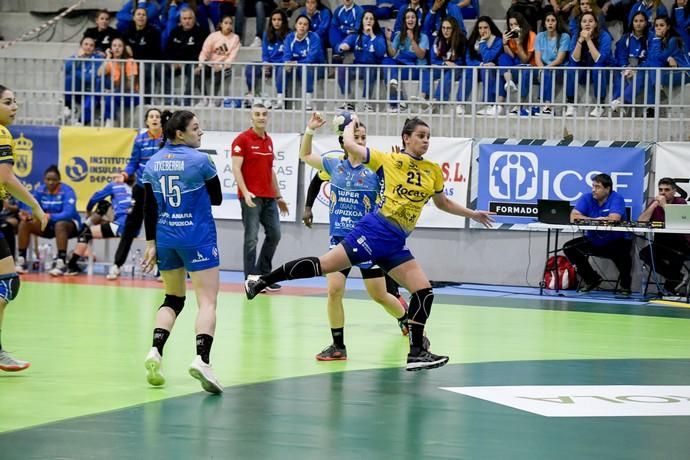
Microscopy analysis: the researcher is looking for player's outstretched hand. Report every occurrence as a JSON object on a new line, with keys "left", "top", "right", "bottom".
{"left": 472, "top": 210, "right": 495, "bottom": 228}
{"left": 308, "top": 112, "right": 327, "bottom": 131}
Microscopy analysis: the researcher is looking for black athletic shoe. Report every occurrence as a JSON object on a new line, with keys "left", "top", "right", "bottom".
{"left": 577, "top": 278, "right": 602, "bottom": 293}
{"left": 315, "top": 344, "right": 347, "bottom": 361}
{"left": 406, "top": 350, "right": 449, "bottom": 371}
{"left": 245, "top": 278, "right": 267, "bottom": 300}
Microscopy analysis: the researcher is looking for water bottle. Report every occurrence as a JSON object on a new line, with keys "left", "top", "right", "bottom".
{"left": 133, "top": 249, "right": 142, "bottom": 279}
{"left": 43, "top": 244, "right": 54, "bottom": 272}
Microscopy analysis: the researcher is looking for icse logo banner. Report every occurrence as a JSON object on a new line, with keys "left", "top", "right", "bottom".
{"left": 477, "top": 144, "right": 646, "bottom": 225}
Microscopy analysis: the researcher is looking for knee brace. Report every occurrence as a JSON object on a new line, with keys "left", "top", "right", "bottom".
{"left": 95, "top": 200, "right": 111, "bottom": 216}
{"left": 159, "top": 294, "right": 186, "bottom": 317}
{"left": 408, "top": 287, "right": 434, "bottom": 325}
{"left": 0, "top": 274, "right": 20, "bottom": 303}
{"left": 77, "top": 226, "right": 93, "bottom": 244}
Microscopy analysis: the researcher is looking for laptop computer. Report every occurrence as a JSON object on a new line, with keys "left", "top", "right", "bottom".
{"left": 537, "top": 199, "right": 572, "bottom": 225}
{"left": 664, "top": 204, "right": 690, "bottom": 229}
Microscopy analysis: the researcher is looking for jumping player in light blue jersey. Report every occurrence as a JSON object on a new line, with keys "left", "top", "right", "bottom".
{"left": 140, "top": 110, "right": 224, "bottom": 394}
{"left": 300, "top": 112, "right": 409, "bottom": 362}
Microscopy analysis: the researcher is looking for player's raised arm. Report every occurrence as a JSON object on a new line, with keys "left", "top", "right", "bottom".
{"left": 299, "top": 112, "right": 327, "bottom": 171}
{"left": 342, "top": 114, "right": 366, "bottom": 164}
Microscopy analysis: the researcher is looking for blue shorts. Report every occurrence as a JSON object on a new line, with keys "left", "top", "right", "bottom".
{"left": 330, "top": 235, "right": 378, "bottom": 270}
{"left": 342, "top": 213, "right": 414, "bottom": 273}
{"left": 157, "top": 243, "right": 220, "bottom": 272}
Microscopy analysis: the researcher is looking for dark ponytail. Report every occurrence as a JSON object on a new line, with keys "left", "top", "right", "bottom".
{"left": 159, "top": 109, "right": 195, "bottom": 148}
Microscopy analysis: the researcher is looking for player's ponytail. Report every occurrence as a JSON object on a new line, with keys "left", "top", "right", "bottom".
{"left": 160, "top": 110, "right": 195, "bottom": 148}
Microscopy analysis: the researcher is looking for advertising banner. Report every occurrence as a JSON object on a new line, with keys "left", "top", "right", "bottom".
{"left": 59, "top": 127, "right": 137, "bottom": 210}
{"left": 305, "top": 136, "right": 472, "bottom": 228}
{"left": 654, "top": 143, "right": 690, "bottom": 198}
{"left": 7, "top": 125, "right": 60, "bottom": 193}
{"left": 200, "top": 131, "right": 300, "bottom": 221}
{"left": 474, "top": 143, "right": 647, "bottom": 227}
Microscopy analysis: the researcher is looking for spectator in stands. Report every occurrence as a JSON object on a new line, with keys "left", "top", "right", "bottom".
{"left": 423, "top": 0, "right": 466, "bottom": 39}
{"left": 563, "top": 173, "right": 633, "bottom": 296}
{"left": 15, "top": 165, "right": 81, "bottom": 277}
{"left": 545, "top": 0, "right": 578, "bottom": 24}
{"left": 671, "top": 0, "right": 690, "bottom": 51}
{"left": 295, "top": 0, "right": 332, "bottom": 51}
{"left": 164, "top": 7, "right": 207, "bottom": 105}
{"left": 628, "top": 0, "right": 668, "bottom": 27}
{"left": 638, "top": 177, "right": 690, "bottom": 294}
{"left": 0, "top": 198, "right": 19, "bottom": 260}
{"left": 330, "top": 0, "right": 365, "bottom": 63}
{"left": 117, "top": 0, "right": 162, "bottom": 33}
{"left": 632, "top": 15, "right": 690, "bottom": 117}
{"left": 195, "top": 14, "right": 241, "bottom": 106}
{"left": 609, "top": 11, "right": 649, "bottom": 114}
{"left": 64, "top": 174, "right": 142, "bottom": 276}
{"left": 466, "top": 16, "right": 504, "bottom": 116}
{"left": 161, "top": 0, "right": 210, "bottom": 48}
{"left": 245, "top": 9, "right": 289, "bottom": 107}
{"left": 499, "top": 11, "right": 536, "bottom": 116}
{"left": 507, "top": 0, "right": 543, "bottom": 32}
{"left": 458, "top": 0, "right": 479, "bottom": 19}
{"left": 535, "top": 11, "right": 571, "bottom": 115}
{"left": 277, "top": 0, "right": 305, "bottom": 17}
{"left": 569, "top": 0, "right": 605, "bottom": 38}
{"left": 235, "top": 0, "right": 274, "bottom": 47}
{"left": 598, "top": 0, "right": 635, "bottom": 29}
{"left": 63, "top": 36, "right": 102, "bottom": 125}
{"left": 279, "top": 14, "right": 325, "bottom": 110}
{"left": 84, "top": 9, "right": 121, "bottom": 55}
{"left": 123, "top": 7, "right": 162, "bottom": 61}
{"left": 423, "top": 16, "right": 468, "bottom": 114}
{"left": 98, "top": 37, "right": 139, "bottom": 127}
{"left": 367, "top": 0, "right": 403, "bottom": 20}
{"left": 383, "top": 8, "right": 430, "bottom": 112}
{"left": 336, "top": 10, "right": 387, "bottom": 111}
{"left": 564, "top": 12, "right": 613, "bottom": 117}
{"left": 207, "top": 0, "right": 237, "bottom": 26}
{"left": 393, "top": 0, "right": 427, "bottom": 34}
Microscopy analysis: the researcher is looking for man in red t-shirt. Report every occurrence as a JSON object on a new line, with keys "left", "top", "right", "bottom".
{"left": 231, "top": 103, "right": 289, "bottom": 290}
{"left": 638, "top": 177, "right": 690, "bottom": 294}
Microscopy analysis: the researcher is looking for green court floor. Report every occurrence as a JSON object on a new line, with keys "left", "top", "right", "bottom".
{"left": 1, "top": 279, "right": 690, "bottom": 459}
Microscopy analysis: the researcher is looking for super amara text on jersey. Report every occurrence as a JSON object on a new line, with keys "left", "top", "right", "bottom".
{"left": 153, "top": 160, "right": 185, "bottom": 171}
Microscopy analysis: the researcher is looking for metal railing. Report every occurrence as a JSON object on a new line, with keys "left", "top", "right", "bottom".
{"left": 2, "top": 56, "right": 689, "bottom": 141}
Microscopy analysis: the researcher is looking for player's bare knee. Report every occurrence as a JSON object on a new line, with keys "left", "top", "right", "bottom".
{"left": 159, "top": 294, "right": 186, "bottom": 317}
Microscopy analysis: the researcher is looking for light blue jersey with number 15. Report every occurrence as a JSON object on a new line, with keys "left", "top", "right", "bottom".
{"left": 142, "top": 143, "right": 218, "bottom": 249}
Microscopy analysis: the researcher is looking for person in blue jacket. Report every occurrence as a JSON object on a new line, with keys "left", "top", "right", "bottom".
{"left": 465, "top": 16, "right": 504, "bottom": 116}
{"left": 278, "top": 15, "right": 325, "bottom": 110}
{"left": 295, "top": 0, "right": 332, "bottom": 51}
{"left": 382, "top": 8, "right": 430, "bottom": 112}
{"left": 64, "top": 173, "right": 142, "bottom": 276}
{"left": 564, "top": 12, "right": 613, "bottom": 117}
{"left": 245, "top": 9, "right": 290, "bottom": 106}
{"left": 671, "top": 0, "right": 690, "bottom": 54}
{"left": 627, "top": 0, "right": 668, "bottom": 27}
{"left": 610, "top": 11, "right": 649, "bottom": 113}
{"left": 63, "top": 37, "right": 103, "bottom": 125}
{"left": 422, "top": 0, "right": 465, "bottom": 41}
{"left": 393, "top": 0, "right": 427, "bottom": 34}
{"left": 422, "top": 16, "right": 467, "bottom": 111}
{"left": 629, "top": 15, "right": 690, "bottom": 115}
{"left": 15, "top": 165, "right": 81, "bottom": 276}
{"left": 336, "top": 10, "right": 387, "bottom": 110}
{"left": 116, "top": 0, "right": 162, "bottom": 33}
{"left": 329, "top": 0, "right": 365, "bottom": 63}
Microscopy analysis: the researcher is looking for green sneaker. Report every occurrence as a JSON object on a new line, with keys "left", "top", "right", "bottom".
{"left": 578, "top": 278, "right": 602, "bottom": 293}
{"left": 144, "top": 347, "right": 165, "bottom": 386}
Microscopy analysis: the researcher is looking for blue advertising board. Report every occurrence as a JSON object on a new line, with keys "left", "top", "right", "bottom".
{"left": 7, "top": 125, "right": 60, "bottom": 193}
{"left": 477, "top": 144, "right": 646, "bottom": 225}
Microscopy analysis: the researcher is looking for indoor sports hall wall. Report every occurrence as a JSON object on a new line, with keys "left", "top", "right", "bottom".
{"left": 7, "top": 124, "right": 682, "bottom": 286}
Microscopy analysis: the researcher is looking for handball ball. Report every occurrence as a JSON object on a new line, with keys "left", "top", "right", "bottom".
{"left": 332, "top": 110, "right": 354, "bottom": 135}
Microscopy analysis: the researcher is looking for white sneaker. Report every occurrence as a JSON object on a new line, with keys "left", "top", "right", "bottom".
{"left": 388, "top": 79, "right": 398, "bottom": 91}
{"left": 610, "top": 98, "right": 621, "bottom": 113}
{"left": 250, "top": 36, "right": 262, "bottom": 48}
{"left": 0, "top": 350, "right": 30, "bottom": 372}
{"left": 144, "top": 347, "right": 165, "bottom": 386}
{"left": 262, "top": 98, "right": 273, "bottom": 109}
{"left": 188, "top": 355, "right": 223, "bottom": 394}
{"left": 504, "top": 80, "right": 518, "bottom": 93}
{"left": 15, "top": 256, "right": 28, "bottom": 274}
{"left": 49, "top": 259, "right": 66, "bottom": 277}
{"left": 305, "top": 93, "right": 313, "bottom": 111}
{"left": 509, "top": 106, "right": 520, "bottom": 115}
{"left": 482, "top": 105, "right": 503, "bottom": 116}
{"left": 589, "top": 106, "right": 605, "bottom": 117}
{"left": 357, "top": 102, "right": 375, "bottom": 112}
{"left": 106, "top": 264, "right": 121, "bottom": 280}
{"left": 455, "top": 105, "right": 465, "bottom": 116}
{"left": 564, "top": 104, "right": 576, "bottom": 117}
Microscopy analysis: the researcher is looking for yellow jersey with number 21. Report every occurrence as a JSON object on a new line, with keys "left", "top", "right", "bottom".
{"left": 0, "top": 125, "right": 16, "bottom": 198}
{"left": 364, "top": 147, "right": 444, "bottom": 235}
